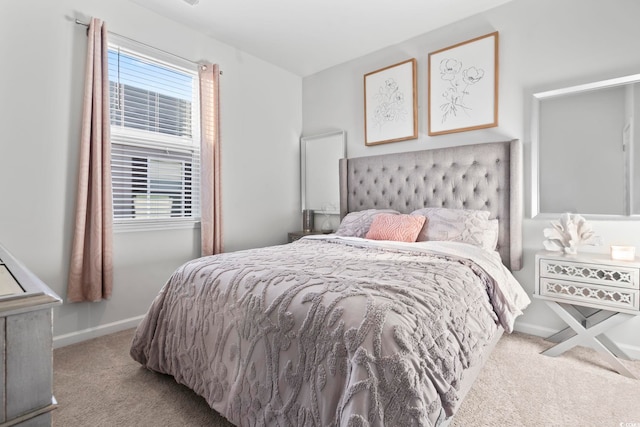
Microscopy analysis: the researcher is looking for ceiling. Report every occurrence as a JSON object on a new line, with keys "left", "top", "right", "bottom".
{"left": 130, "top": 0, "right": 513, "bottom": 77}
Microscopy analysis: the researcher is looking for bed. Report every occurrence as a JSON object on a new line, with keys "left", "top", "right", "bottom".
{"left": 130, "top": 139, "right": 530, "bottom": 426}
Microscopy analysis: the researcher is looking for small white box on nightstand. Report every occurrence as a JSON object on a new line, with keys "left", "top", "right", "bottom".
{"left": 610, "top": 245, "right": 636, "bottom": 261}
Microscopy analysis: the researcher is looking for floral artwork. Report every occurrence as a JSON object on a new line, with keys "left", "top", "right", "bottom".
{"left": 373, "top": 78, "right": 407, "bottom": 130}
{"left": 428, "top": 32, "right": 498, "bottom": 136}
{"left": 364, "top": 59, "right": 417, "bottom": 146}
{"left": 438, "top": 59, "right": 485, "bottom": 122}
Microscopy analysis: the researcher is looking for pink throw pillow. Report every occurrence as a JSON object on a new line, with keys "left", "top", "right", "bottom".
{"left": 365, "top": 213, "right": 426, "bottom": 242}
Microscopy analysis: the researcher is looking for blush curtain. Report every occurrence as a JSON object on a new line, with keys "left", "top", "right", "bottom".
{"left": 67, "top": 18, "right": 114, "bottom": 302}
{"left": 199, "top": 64, "right": 222, "bottom": 256}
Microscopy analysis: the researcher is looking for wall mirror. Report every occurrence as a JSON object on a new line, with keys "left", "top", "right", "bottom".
{"left": 301, "top": 130, "right": 346, "bottom": 214}
{"left": 532, "top": 73, "right": 640, "bottom": 218}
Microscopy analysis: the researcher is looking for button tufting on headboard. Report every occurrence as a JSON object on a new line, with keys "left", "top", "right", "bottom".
{"left": 339, "top": 140, "right": 523, "bottom": 270}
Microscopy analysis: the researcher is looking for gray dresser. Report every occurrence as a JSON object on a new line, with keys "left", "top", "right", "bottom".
{"left": 0, "top": 244, "right": 62, "bottom": 426}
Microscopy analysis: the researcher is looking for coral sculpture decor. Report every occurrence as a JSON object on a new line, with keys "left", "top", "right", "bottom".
{"left": 543, "top": 213, "right": 602, "bottom": 254}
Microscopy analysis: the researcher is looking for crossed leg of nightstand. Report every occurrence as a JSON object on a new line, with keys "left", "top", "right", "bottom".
{"left": 542, "top": 301, "right": 637, "bottom": 379}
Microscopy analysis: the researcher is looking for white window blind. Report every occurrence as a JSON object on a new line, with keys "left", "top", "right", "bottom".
{"left": 107, "top": 36, "right": 201, "bottom": 231}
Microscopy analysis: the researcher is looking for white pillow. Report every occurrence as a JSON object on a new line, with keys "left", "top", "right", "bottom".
{"left": 410, "top": 207, "right": 498, "bottom": 251}
{"left": 335, "top": 209, "right": 399, "bottom": 238}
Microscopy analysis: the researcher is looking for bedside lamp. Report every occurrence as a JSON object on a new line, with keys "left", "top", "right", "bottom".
{"left": 302, "top": 209, "right": 314, "bottom": 233}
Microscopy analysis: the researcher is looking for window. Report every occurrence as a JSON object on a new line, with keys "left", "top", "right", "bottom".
{"left": 108, "top": 35, "right": 200, "bottom": 230}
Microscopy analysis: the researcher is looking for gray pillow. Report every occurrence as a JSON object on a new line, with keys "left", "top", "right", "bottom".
{"left": 335, "top": 209, "right": 400, "bottom": 238}
{"left": 410, "top": 207, "right": 498, "bottom": 251}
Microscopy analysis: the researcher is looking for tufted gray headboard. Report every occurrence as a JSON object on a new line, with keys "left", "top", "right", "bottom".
{"left": 339, "top": 140, "right": 523, "bottom": 270}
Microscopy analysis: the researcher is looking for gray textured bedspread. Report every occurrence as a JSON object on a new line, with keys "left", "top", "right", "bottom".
{"left": 130, "top": 236, "right": 529, "bottom": 427}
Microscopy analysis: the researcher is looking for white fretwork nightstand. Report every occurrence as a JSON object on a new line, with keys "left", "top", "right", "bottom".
{"left": 534, "top": 250, "right": 639, "bottom": 379}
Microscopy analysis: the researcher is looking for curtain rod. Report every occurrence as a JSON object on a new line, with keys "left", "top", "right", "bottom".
{"left": 74, "top": 19, "right": 222, "bottom": 75}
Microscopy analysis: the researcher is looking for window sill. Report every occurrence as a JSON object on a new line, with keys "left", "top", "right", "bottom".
{"left": 114, "top": 218, "right": 201, "bottom": 233}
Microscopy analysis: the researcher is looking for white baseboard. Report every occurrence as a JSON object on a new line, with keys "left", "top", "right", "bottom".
{"left": 53, "top": 315, "right": 145, "bottom": 349}
{"left": 514, "top": 320, "right": 640, "bottom": 361}
{"left": 513, "top": 320, "right": 557, "bottom": 338}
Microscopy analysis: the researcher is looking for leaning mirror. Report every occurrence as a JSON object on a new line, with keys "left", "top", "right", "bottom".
{"left": 301, "top": 131, "right": 346, "bottom": 215}
{"left": 532, "top": 73, "right": 640, "bottom": 218}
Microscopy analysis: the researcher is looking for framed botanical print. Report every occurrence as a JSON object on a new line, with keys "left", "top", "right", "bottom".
{"left": 428, "top": 32, "right": 499, "bottom": 136}
{"left": 364, "top": 58, "right": 418, "bottom": 146}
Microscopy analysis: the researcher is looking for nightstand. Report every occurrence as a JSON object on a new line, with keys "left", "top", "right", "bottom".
{"left": 534, "top": 250, "right": 639, "bottom": 378}
{"left": 287, "top": 230, "right": 325, "bottom": 243}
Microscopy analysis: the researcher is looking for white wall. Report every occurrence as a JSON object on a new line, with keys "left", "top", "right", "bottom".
{"left": 0, "top": 0, "right": 302, "bottom": 345}
{"left": 302, "top": 0, "right": 640, "bottom": 355}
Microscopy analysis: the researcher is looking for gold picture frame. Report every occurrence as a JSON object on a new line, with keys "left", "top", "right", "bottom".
{"left": 428, "top": 32, "right": 499, "bottom": 136}
{"left": 364, "top": 58, "right": 418, "bottom": 146}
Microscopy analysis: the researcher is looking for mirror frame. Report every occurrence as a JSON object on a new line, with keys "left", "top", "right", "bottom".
{"left": 301, "top": 130, "right": 346, "bottom": 215}
{"left": 531, "top": 73, "right": 640, "bottom": 219}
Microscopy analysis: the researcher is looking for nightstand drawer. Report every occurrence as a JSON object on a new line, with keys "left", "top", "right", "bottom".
{"left": 539, "top": 258, "right": 639, "bottom": 290}
{"left": 539, "top": 277, "right": 640, "bottom": 312}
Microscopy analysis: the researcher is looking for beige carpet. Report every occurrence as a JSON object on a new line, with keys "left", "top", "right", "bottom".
{"left": 53, "top": 329, "right": 640, "bottom": 426}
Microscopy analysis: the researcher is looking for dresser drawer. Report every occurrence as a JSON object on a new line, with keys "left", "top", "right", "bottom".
{"left": 539, "top": 258, "right": 639, "bottom": 290}
{"left": 540, "top": 277, "right": 640, "bottom": 312}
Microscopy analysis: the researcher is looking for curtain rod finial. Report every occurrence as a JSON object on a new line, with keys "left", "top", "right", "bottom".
{"left": 198, "top": 62, "right": 223, "bottom": 75}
